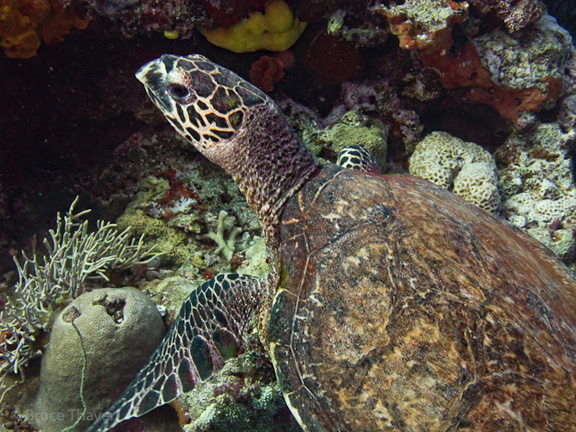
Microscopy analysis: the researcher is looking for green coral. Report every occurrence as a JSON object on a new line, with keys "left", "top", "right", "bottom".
{"left": 117, "top": 207, "right": 191, "bottom": 265}
{"left": 300, "top": 110, "right": 388, "bottom": 169}
{"left": 180, "top": 336, "right": 301, "bottom": 432}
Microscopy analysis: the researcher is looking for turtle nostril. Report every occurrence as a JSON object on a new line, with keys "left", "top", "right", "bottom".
{"left": 168, "top": 83, "right": 190, "bottom": 100}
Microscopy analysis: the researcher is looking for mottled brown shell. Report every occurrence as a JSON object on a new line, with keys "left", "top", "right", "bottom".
{"left": 268, "top": 164, "right": 576, "bottom": 431}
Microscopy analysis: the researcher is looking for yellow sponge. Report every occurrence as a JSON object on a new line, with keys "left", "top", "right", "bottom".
{"left": 200, "top": 0, "right": 307, "bottom": 53}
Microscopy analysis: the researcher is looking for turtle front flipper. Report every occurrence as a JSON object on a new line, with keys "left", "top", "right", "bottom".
{"left": 85, "top": 273, "right": 265, "bottom": 432}
{"left": 337, "top": 145, "right": 382, "bottom": 174}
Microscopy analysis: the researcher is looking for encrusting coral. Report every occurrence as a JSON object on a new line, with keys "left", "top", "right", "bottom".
{"left": 496, "top": 121, "right": 576, "bottom": 263}
{"left": 377, "top": 0, "right": 468, "bottom": 56}
{"left": 377, "top": 0, "right": 573, "bottom": 122}
{"left": 409, "top": 131, "right": 501, "bottom": 212}
{"left": 0, "top": 198, "right": 160, "bottom": 387}
{"left": 199, "top": 0, "right": 306, "bottom": 53}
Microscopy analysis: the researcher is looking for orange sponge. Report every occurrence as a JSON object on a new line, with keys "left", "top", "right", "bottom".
{"left": 0, "top": 0, "right": 89, "bottom": 59}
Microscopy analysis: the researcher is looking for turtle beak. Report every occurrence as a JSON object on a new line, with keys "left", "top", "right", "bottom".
{"left": 135, "top": 57, "right": 174, "bottom": 112}
{"left": 135, "top": 58, "right": 161, "bottom": 86}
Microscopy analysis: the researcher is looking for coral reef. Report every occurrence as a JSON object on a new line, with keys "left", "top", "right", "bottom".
{"left": 468, "top": 0, "right": 544, "bottom": 33}
{"left": 0, "top": 199, "right": 160, "bottom": 381}
{"left": 326, "top": 8, "right": 388, "bottom": 50}
{"left": 496, "top": 122, "right": 576, "bottom": 263}
{"left": 338, "top": 80, "right": 423, "bottom": 153}
{"left": 26, "top": 287, "right": 165, "bottom": 432}
{"left": 426, "top": 14, "right": 571, "bottom": 121}
{"left": 378, "top": 0, "right": 573, "bottom": 122}
{"left": 377, "top": 0, "right": 468, "bottom": 56}
{"left": 469, "top": 14, "right": 571, "bottom": 118}
{"left": 0, "top": 0, "right": 89, "bottom": 58}
{"left": 409, "top": 131, "right": 501, "bottom": 212}
{"left": 278, "top": 100, "right": 390, "bottom": 168}
{"left": 178, "top": 335, "right": 301, "bottom": 432}
{"left": 199, "top": 0, "right": 306, "bottom": 53}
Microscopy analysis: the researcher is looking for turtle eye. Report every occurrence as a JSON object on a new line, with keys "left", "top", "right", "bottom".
{"left": 168, "top": 83, "right": 190, "bottom": 101}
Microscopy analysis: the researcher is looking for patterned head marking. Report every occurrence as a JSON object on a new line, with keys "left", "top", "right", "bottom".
{"left": 136, "top": 54, "right": 268, "bottom": 155}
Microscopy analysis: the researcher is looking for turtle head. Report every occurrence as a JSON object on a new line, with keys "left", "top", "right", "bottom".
{"left": 136, "top": 54, "right": 269, "bottom": 166}
{"left": 137, "top": 54, "right": 319, "bottom": 235}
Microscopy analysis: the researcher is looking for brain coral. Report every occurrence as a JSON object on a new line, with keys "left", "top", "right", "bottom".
{"left": 409, "top": 131, "right": 501, "bottom": 212}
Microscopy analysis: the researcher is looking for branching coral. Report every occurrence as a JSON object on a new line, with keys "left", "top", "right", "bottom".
{"left": 203, "top": 210, "right": 242, "bottom": 262}
{"left": 0, "top": 198, "right": 160, "bottom": 382}
{"left": 0, "top": 0, "right": 89, "bottom": 59}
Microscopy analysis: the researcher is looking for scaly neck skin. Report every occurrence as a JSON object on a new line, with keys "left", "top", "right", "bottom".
{"left": 224, "top": 103, "right": 320, "bottom": 242}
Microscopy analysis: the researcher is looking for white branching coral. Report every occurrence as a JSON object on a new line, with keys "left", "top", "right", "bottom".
{"left": 0, "top": 198, "right": 161, "bottom": 382}
{"left": 203, "top": 210, "right": 242, "bottom": 262}
{"left": 409, "top": 131, "right": 501, "bottom": 213}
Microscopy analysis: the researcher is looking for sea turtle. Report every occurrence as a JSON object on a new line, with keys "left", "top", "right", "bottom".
{"left": 87, "top": 54, "right": 576, "bottom": 431}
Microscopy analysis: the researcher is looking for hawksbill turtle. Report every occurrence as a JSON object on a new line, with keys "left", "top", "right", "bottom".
{"left": 86, "top": 54, "right": 576, "bottom": 431}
